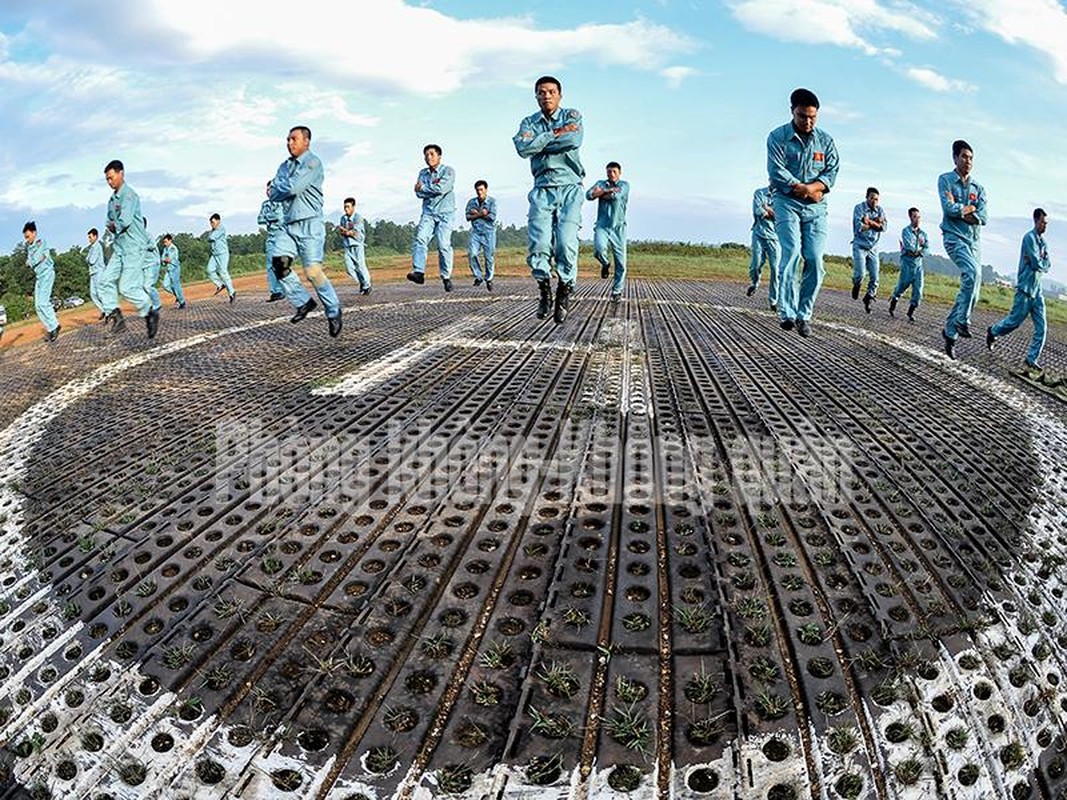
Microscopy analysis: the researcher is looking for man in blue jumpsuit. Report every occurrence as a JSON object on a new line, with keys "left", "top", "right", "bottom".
{"left": 851, "top": 187, "right": 887, "bottom": 313}
{"left": 269, "top": 125, "right": 342, "bottom": 336}
{"left": 339, "top": 197, "right": 371, "bottom": 294}
{"left": 407, "top": 144, "right": 455, "bottom": 291}
{"left": 206, "top": 214, "right": 235, "bottom": 302}
{"left": 23, "top": 221, "right": 60, "bottom": 342}
{"left": 100, "top": 159, "right": 158, "bottom": 338}
{"left": 160, "top": 234, "right": 186, "bottom": 309}
{"left": 767, "top": 88, "right": 840, "bottom": 337}
{"left": 586, "top": 161, "right": 629, "bottom": 302}
{"left": 939, "top": 139, "right": 988, "bottom": 359}
{"left": 747, "top": 184, "right": 779, "bottom": 309}
{"left": 987, "top": 208, "right": 1051, "bottom": 374}
{"left": 143, "top": 219, "right": 163, "bottom": 313}
{"left": 258, "top": 186, "right": 313, "bottom": 317}
{"left": 86, "top": 227, "right": 106, "bottom": 320}
{"left": 514, "top": 75, "right": 585, "bottom": 324}
{"left": 465, "top": 180, "right": 497, "bottom": 291}
{"left": 889, "top": 208, "right": 927, "bottom": 321}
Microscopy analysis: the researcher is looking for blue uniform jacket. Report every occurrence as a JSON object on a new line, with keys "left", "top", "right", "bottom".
{"left": 852, "top": 202, "right": 887, "bottom": 249}
{"left": 27, "top": 238, "right": 54, "bottom": 275}
{"left": 108, "top": 183, "right": 150, "bottom": 254}
{"left": 585, "top": 180, "right": 629, "bottom": 230}
{"left": 339, "top": 212, "right": 366, "bottom": 248}
{"left": 1017, "top": 229, "right": 1051, "bottom": 297}
{"left": 465, "top": 197, "right": 497, "bottom": 234}
{"left": 899, "top": 226, "right": 929, "bottom": 264}
{"left": 415, "top": 166, "right": 455, "bottom": 219}
{"left": 270, "top": 150, "right": 325, "bottom": 223}
{"left": 766, "top": 123, "right": 839, "bottom": 209}
{"left": 938, "top": 170, "right": 987, "bottom": 245}
{"left": 513, "top": 107, "right": 585, "bottom": 188}
{"left": 751, "top": 187, "right": 777, "bottom": 239}
{"left": 86, "top": 240, "right": 104, "bottom": 274}
{"left": 208, "top": 226, "right": 228, "bottom": 257}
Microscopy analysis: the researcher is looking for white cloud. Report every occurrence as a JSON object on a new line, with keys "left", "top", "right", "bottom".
{"left": 660, "top": 65, "right": 697, "bottom": 88}
{"left": 727, "top": 0, "right": 938, "bottom": 56}
{"left": 905, "top": 66, "right": 976, "bottom": 92}
{"left": 963, "top": 0, "right": 1067, "bottom": 83}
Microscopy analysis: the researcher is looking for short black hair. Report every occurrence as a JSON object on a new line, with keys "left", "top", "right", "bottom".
{"left": 535, "top": 75, "right": 561, "bottom": 93}
{"left": 606, "top": 161, "right": 622, "bottom": 171}
{"left": 790, "top": 88, "right": 820, "bottom": 110}
{"left": 1034, "top": 208, "right": 1047, "bottom": 221}
{"left": 22, "top": 220, "right": 36, "bottom": 234}
{"left": 344, "top": 197, "right": 356, "bottom": 205}
{"left": 210, "top": 213, "right": 221, "bottom": 222}
{"left": 423, "top": 144, "right": 442, "bottom": 156}
{"left": 474, "top": 180, "right": 488, "bottom": 190}
{"left": 289, "top": 125, "right": 312, "bottom": 141}
{"left": 104, "top": 159, "right": 124, "bottom": 174}
{"left": 163, "top": 233, "right": 173, "bottom": 241}
{"left": 908, "top": 207, "right": 919, "bottom": 216}
{"left": 952, "top": 139, "right": 972, "bottom": 158}
{"left": 866, "top": 187, "right": 879, "bottom": 197}
{"left": 88, "top": 227, "right": 99, "bottom": 237}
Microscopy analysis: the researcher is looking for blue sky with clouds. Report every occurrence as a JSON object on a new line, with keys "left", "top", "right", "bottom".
{"left": 2, "top": 0, "right": 1067, "bottom": 282}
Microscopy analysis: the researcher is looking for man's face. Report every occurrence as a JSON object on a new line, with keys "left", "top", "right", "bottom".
{"left": 909, "top": 210, "right": 921, "bottom": 228}
{"left": 606, "top": 166, "right": 621, "bottom": 183}
{"left": 209, "top": 218, "right": 219, "bottom": 230}
{"left": 344, "top": 201, "right": 355, "bottom": 216}
{"left": 287, "top": 129, "right": 309, "bottom": 158}
{"left": 866, "top": 192, "right": 879, "bottom": 209}
{"left": 1036, "top": 215, "right": 1049, "bottom": 235}
{"left": 23, "top": 229, "right": 36, "bottom": 245}
{"left": 163, "top": 237, "right": 172, "bottom": 247}
{"left": 954, "top": 148, "right": 973, "bottom": 175}
{"left": 475, "top": 185, "right": 487, "bottom": 201}
{"left": 424, "top": 148, "right": 441, "bottom": 169}
{"left": 88, "top": 232, "right": 98, "bottom": 245}
{"left": 536, "top": 82, "right": 561, "bottom": 117}
{"left": 791, "top": 105, "right": 818, "bottom": 135}
{"left": 105, "top": 168, "right": 123, "bottom": 191}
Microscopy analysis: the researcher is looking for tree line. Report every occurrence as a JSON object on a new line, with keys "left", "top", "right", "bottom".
{"left": 0, "top": 221, "right": 531, "bottom": 323}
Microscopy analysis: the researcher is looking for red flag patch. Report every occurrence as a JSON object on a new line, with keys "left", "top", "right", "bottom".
{"left": 813, "top": 152, "right": 824, "bottom": 162}
{"left": 969, "top": 193, "right": 976, "bottom": 201}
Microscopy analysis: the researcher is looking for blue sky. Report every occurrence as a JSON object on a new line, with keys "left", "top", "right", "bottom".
{"left": 2, "top": 0, "right": 1067, "bottom": 282}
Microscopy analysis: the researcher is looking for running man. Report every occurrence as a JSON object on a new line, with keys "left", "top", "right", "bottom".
{"left": 513, "top": 75, "right": 585, "bottom": 323}
{"left": 851, "top": 187, "right": 886, "bottom": 313}
{"left": 586, "top": 161, "right": 629, "bottom": 302}
{"left": 987, "top": 208, "right": 1051, "bottom": 375}
{"left": 99, "top": 159, "right": 158, "bottom": 337}
{"left": 747, "top": 184, "right": 779, "bottom": 309}
{"left": 24, "top": 222, "right": 60, "bottom": 341}
{"left": 339, "top": 197, "right": 371, "bottom": 294}
{"left": 767, "top": 88, "right": 839, "bottom": 337}
{"left": 408, "top": 144, "right": 456, "bottom": 291}
{"left": 160, "top": 234, "right": 186, "bottom": 308}
{"left": 465, "top": 180, "right": 497, "bottom": 291}
{"left": 268, "top": 125, "right": 342, "bottom": 336}
{"left": 939, "top": 139, "right": 988, "bottom": 359}
{"left": 206, "top": 214, "right": 235, "bottom": 302}
{"left": 889, "top": 208, "right": 928, "bottom": 321}
{"left": 86, "top": 227, "right": 106, "bottom": 319}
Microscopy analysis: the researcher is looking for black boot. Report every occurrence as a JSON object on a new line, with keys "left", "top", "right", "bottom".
{"left": 851, "top": 281, "right": 861, "bottom": 300}
{"left": 942, "top": 331, "right": 956, "bottom": 360}
{"left": 145, "top": 307, "right": 160, "bottom": 339}
{"left": 266, "top": 292, "right": 284, "bottom": 303}
{"left": 290, "top": 297, "right": 317, "bottom": 323}
{"left": 554, "top": 280, "right": 572, "bottom": 324}
{"left": 328, "top": 313, "right": 342, "bottom": 338}
{"left": 906, "top": 304, "right": 917, "bottom": 322}
{"left": 888, "top": 297, "right": 898, "bottom": 317}
{"left": 108, "top": 308, "right": 126, "bottom": 334}
{"left": 536, "top": 279, "right": 553, "bottom": 320}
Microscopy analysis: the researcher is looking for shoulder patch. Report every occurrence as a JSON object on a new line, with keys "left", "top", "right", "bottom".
{"left": 567, "top": 109, "right": 580, "bottom": 121}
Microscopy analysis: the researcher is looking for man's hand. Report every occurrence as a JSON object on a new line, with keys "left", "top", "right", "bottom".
{"left": 963, "top": 212, "right": 979, "bottom": 225}
{"left": 106, "top": 221, "right": 116, "bottom": 233}
{"left": 961, "top": 204, "right": 976, "bottom": 216}
{"left": 414, "top": 181, "right": 423, "bottom": 193}
{"left": 861, "top": 215, "right": 871, "bottom": 230}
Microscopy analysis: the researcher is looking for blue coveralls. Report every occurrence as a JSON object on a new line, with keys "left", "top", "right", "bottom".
{"left": 27, "top": 237, "right": 59, "bottom": 334}
{"left": 257, "top": 199, "right": 309, "bottom": 308}
{"left": 100, "top": 182, "right": 153, "bottom": 317}
{"left": 206, "top": 225, "right": 234, "bottom": 297}
{"left": 465, "top": 196, "right": 497, "bottom": 281}
{"left": 767, "top": 122, "right": 839, "bottom": 322}
{"left": 851, "top": 200, "right": 886, "bottom": 298}
{"left": 86, "top": 239, "right": 105, "bottom": 314}
{"left": 269, "top": 149, "right": 341, "bottom": 319}
{"left": 892, "top": 225, "right": 928, "bottom": 307}
{"left": 513, "top": 106, "right": 585, "bottom": 285}
{"left": 939, "top": 170, "right": 988, "bottom": 341}
{"left": 413, "top": 165, "right": 455, "bottom": 279}
{"left": 160, "top": 243, "right": 186, "bottom": 306}
{"left": 586, "top": 179, "right": 629, "bottom": 295}
{"left": 144, "top": 231, "right": 162, "bottom": 311}
{"left": 749, "top": 186, "right": 780, "bottom": 306}
{"left": 990, "top": 228, "right": 1050, "bottom": 367}
{"left": 340, "top": 211, "right": 371, "bottom": 289}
